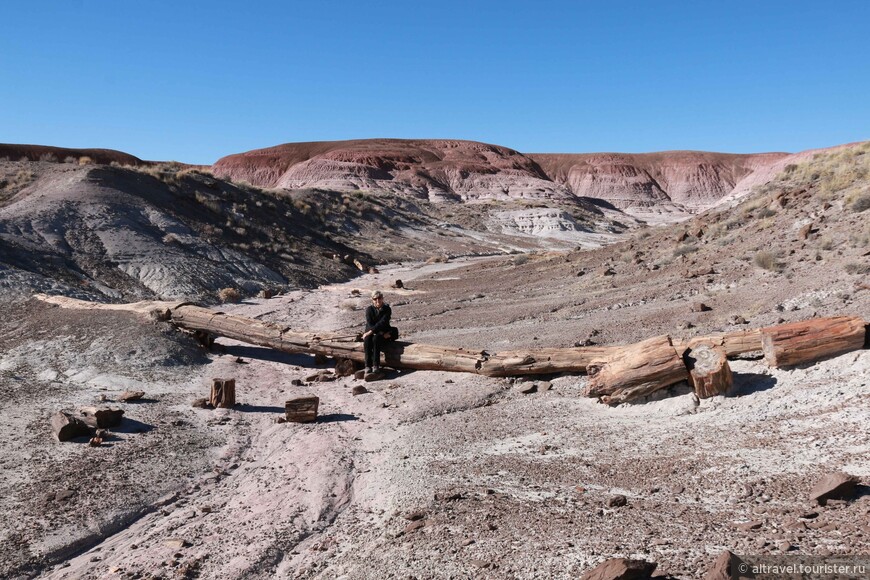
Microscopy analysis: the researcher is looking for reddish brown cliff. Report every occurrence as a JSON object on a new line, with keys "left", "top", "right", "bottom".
{"left": 212, "top": 139, "right": 575, "bottom": 202}
{"left": 530, "top": 151, "right": 788, "bottom": 210}
{"left": 212, "top": 139, "right": 798, "bottom": 214}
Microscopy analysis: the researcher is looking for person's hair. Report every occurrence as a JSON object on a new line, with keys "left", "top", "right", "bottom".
{"left": 371, "top": 290, "right": 383, "bottom": 300}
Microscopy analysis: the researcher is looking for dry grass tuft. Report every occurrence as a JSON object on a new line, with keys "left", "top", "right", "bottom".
{"left": 217, "top": 287, "right": 241, "bottom": 303}
{"left": 754, "top": 251, "right": 783, "bottom": 272}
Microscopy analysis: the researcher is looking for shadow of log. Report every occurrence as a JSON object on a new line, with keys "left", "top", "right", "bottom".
{"left": 221, "top": 344, "right": 316, "bottom": 366}
{"left": 234, "top": 404, "right": 285, "bottom": 414}
{"left": 112, "top": 418, "right": 155, "bottom": 434}
{"left": 728, "top": 373, "right": 778, "bottom": 397}
{"left": 318, "top": 413, "right": 359, "bottom": 423}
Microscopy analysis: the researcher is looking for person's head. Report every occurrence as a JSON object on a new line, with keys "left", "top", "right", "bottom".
{"left": 371, "top": 290, "right": 384, "bottom": 305}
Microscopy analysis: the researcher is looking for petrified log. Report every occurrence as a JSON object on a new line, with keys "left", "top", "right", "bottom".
{"left": 585, "top": 335, "right": 688, "bottom": 405}
{"left": 760, "top": 316, "right": 866, "bottom": 368}
{"left": 285, "top": 396, "right": 318, "bottom": 423}
{"left": 684, "top": 344, "right": 732, "bottom": 398}
{"left": 210, "top": 378, "right": 236, "bottom": 408}
{"left": 674, "top": 328, "right": 762, "bottom": 358}
{"left": 166, "top": 302, "right": 616, "bottom": 376}
{"left": 79, "top": 407, "right": 125, "bottom": 429}
{"left": 51, "top": 411, "right": 91, "bottom": 442}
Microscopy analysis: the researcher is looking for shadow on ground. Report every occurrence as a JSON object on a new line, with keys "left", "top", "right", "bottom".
{"left": 730, "top": 373, "right": 778, "bottom": 397}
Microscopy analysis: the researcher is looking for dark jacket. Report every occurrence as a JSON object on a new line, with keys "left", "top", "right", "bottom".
{"left": 365, "top": 304, "right": 392, "bottom": 333}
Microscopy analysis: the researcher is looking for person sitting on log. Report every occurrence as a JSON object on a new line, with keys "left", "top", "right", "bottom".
{"left": 362, "top": 290, "right": 397, "bottom": 376}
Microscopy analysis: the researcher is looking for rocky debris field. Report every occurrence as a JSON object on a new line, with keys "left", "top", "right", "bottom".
{"left": 1, "top": 245, "right": 868, "bottom": 579}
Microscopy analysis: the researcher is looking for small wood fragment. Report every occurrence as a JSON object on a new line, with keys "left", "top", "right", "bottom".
{"left": 210, "top": 378, "right": 236, "bottom": 409}
{"left": 79, "top": 407, "right": 125, "bottom": 429}
{"left": 285, "top": 396, "right": 319, "bottom": 423}
{"left": 51, "top": 411, "right": 91, "bottom": 442}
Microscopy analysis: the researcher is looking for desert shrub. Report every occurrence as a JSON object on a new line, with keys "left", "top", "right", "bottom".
{"left": 162, "top": 233, "right": 181, "bottom": 245}
{"left": 217, "top": 287, "right": 241, "bottom": 303}
{"left": 63, "top": 156, "right": 77, "bottom": 164}
{"left": 851, "top": 193, "right": 870, "bottom": 212}
{"left": 756, "top": 207, "right": 776, "bottom": 218}
{"left": 78, "top": 156, "right": 93, "bottom": 165}
{"left": 339, "top": 299, "right": 359, "bottom": 312}
{"left": 512, "top": 254, "right": 529, "bottom": 266}
{"left": 673, "top": 244, "right": 698, "bottom": 257}
{"left": 39, "top": 152, "right": 58, "bottom": 162}
{"left": 844, "top": 263, "right": 870, "bottom": 275}
{"left": 754, "top": 251, "right": 783, "bottom": 272}
{"left": 819, "top": 237, "right": 834, "bottom": 251}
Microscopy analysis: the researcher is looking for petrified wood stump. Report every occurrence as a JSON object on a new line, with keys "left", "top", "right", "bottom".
{"left": 285, "top": 396, "right": 319, "bottom": 423}
{"left": 210, "top": 378, "right": 236, "bottom": 408}
{"left": 761, "top": 316, "right": 866, "bottom": 368}
{"left": 684, "top": 344, "right": 732, "bottom": 398}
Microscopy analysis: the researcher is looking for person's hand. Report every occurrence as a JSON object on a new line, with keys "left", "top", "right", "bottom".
{"left": 363, "top": 330, "right": 372, "bottom": 338}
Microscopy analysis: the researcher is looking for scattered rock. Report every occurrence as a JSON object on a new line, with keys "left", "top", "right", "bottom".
{"left": 798, "top": 223, "right": 814, "bottom": 240}
{"left": 50, "top": 411, "right": 91, "bottom": 442}
{"left": 191, "top": 398, "right": 211, "bottom": 409}
{"left": 691, "top": 302, "right": 712, "bottom": 312}
{"left": 117, "top": 390, "right": 145, "bottom": 402}
{"left": 290, "top": 379, "right": 304, "bottom": 386}
{"left": 79, "top": 407, "right": 124, "bottom": 429}
{"left": 163, "top": 538, "right": 190, "bottom": 550}
{"left": 581, "top": 557, "right": 657, "bottom": 580}
{"left": 393, "top": 279, "right": 403, "bottom": 289}
{"left": 606, "top": 495, "right": 628, "bottom": 508}
{"left": 703, "top": 550, "right": 735, "bottom": 580}
{"left": 404, "top": 510, "right": 427, "bottom": 521}
{"left": 352, "top": 386, "right": 369, "bottom": 396}
{"left": 729, "top": 315, "right": 748, "bottom": 325}
{"left": 520, "top": 384, "right": 537, "bottom": 394}
{"left": 810, "top": 472, "right": 859, "bottom": 505}
{"left": 462, "top": 538, "right": 475, "bottom": 547}
{"left": 305, "top": 370, "right": 336, "bottom": 382}
{"left": 601, "top": 267, "right": 616, "bottom": 277}
{"left": 274, "top": 416, "right": 286, "bottom": 424}
{"left": 538, "top": 381, "right": 552, "bottom": 391}
{"left": 404, "top": 520, "right": 426, "bottom": 534}
{"left": 334, "top": 358, "right": 358, "bottom": 377}
{"left": 734, "top": 520, "right": 763, "bottom": 531}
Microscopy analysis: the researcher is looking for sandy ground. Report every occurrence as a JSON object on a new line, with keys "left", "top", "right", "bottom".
{"left": 1, "top": 253, "right": 868, "bottom": 579}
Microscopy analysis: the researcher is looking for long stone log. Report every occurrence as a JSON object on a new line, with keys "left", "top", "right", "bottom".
{"left": 172, "top": 303, "right": 614, "bottom": 376}
{"left": 760, "top": 316, "right": 866, "bottom": 368}
{"left": 35, "top": 295, "right": 616, "bottom": 377}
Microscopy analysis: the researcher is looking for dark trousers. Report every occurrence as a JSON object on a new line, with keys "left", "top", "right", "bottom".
{"left": 364, "top": 333, "right": 384, "bottom": 369}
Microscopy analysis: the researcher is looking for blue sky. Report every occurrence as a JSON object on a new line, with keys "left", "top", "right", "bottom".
{"left": 2, "top": 1, "right": 868, "bottom": 164}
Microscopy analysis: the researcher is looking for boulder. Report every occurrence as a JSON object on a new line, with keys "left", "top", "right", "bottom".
{"left": 810, "top": 472, "right": 859, "bottom": 506}
{"left": 581, "top": 558, "right": 656, "bottom": 580}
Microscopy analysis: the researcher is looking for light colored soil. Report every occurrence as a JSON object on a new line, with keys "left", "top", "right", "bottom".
{"left": 2, "top": 251, "right": 868, "bottom": 579}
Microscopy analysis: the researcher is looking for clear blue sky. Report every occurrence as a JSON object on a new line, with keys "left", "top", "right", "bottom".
{"left": 2, "top": 1, "right": 868, "bottom": 164}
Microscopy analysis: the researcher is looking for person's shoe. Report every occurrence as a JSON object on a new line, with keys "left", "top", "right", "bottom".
{"left": 365, "top": 367, "right": 372, "bottom": 374}
{"left": 372, "top": 366, "right": 380, "bottom": 373}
